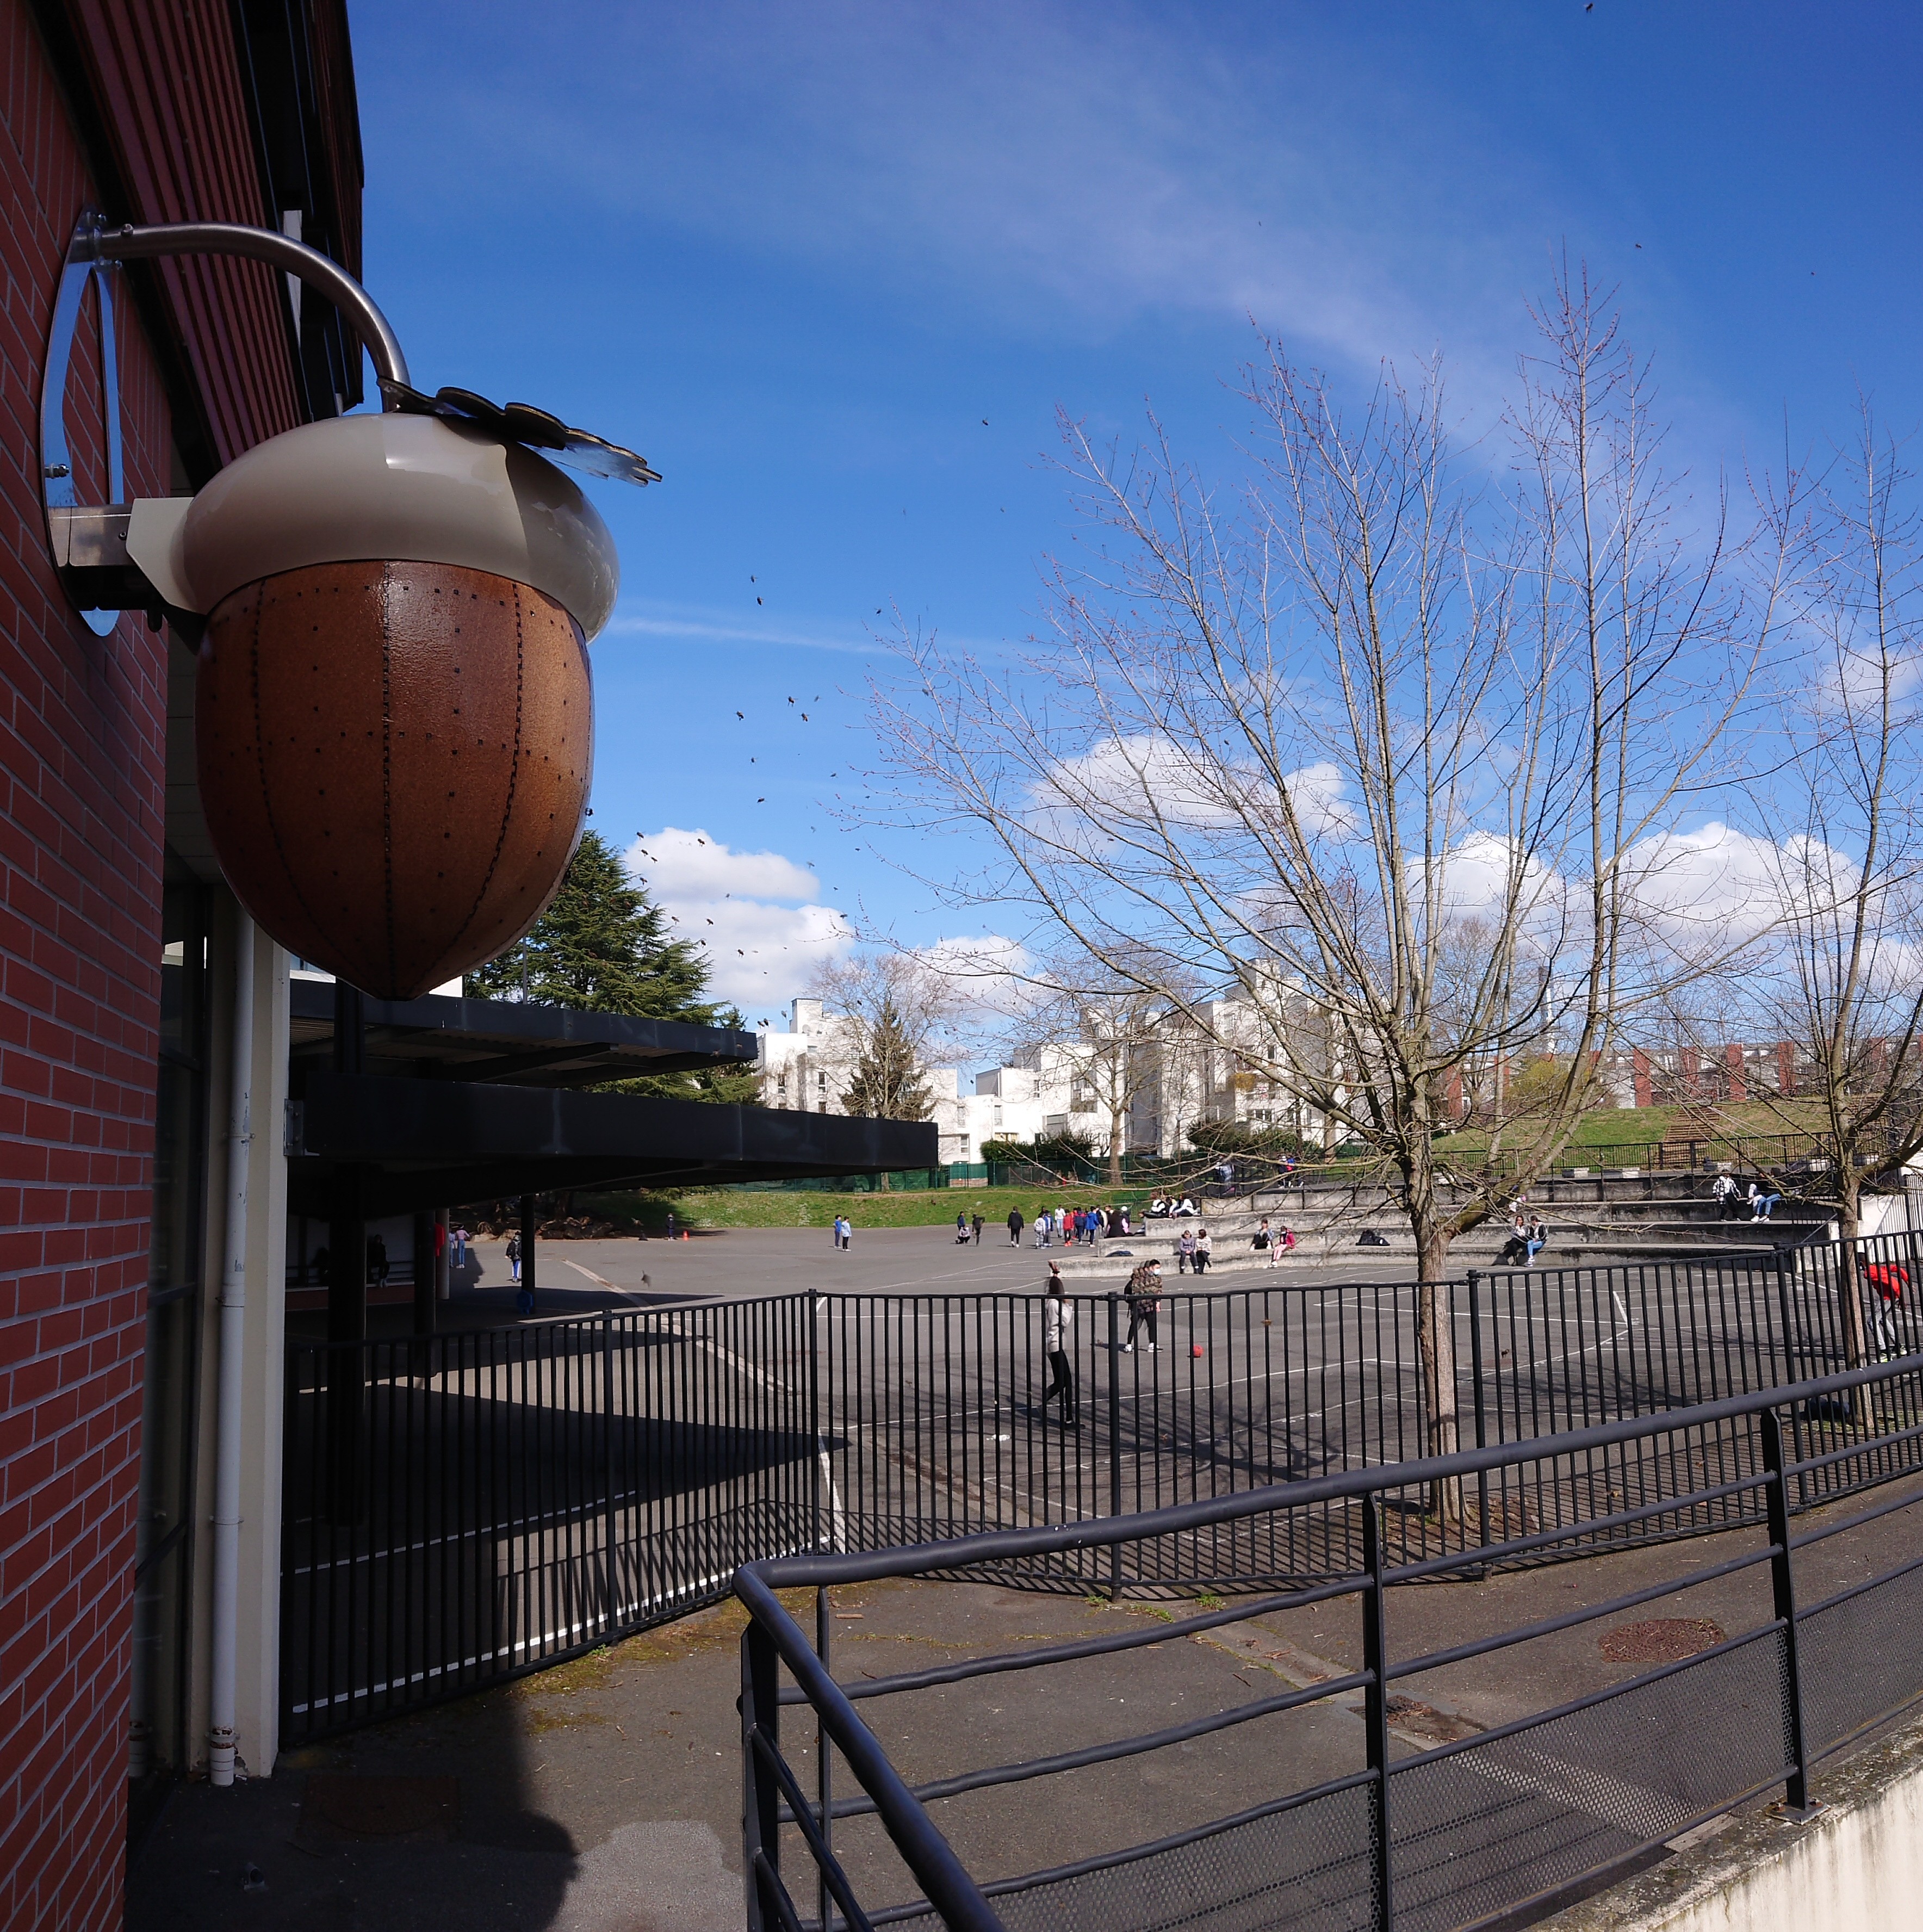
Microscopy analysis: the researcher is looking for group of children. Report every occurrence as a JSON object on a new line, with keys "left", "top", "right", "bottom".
{"left": 1034, "top": 1212, "right": 1302, "bottom": 1426}
{"left": 1709, "top": 1171, "right": 1785, "bottom": 1221}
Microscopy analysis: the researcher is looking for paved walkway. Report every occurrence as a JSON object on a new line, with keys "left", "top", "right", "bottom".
{"left": 130, "top": 1458, "right": 1923, "bottom": 1932}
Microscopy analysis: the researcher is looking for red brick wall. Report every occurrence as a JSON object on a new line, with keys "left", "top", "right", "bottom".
{"left": 0, "top": 4, "right": 173, "bottom": 1927}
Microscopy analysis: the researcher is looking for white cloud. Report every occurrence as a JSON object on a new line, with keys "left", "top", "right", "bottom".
{"left": 913, "top": 933, "right": 1033, "bottom": 1025}
{"left": 1424, "top": 831, "right": 1564, "bottom": 927}
{"left": 1624, "top": 823, "right": 1826, "bottom": 946}
{"left": 1042, "top": 738, "right": 1360, "bottom": 849}
{"left": 626, "top": 827, "right": 852, "bottom": 1011}
{"left": 1043, "top": 733, "right": 1239, "bottom": 832}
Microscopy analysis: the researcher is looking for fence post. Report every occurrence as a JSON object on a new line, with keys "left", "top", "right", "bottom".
{"left": 809, "top": 1291, "right": 823, "bottom": 1550}
{"left": 1106, "top": 1293, "right": 1123, "bottom": 1599}
{"left": 1771, "top": 1247, "right": 1806, "bottom": 1475}
{"left": 601, "top": 1313, "right": 619, "bottom": 1636}
{"left": 817, "top": 1586, "right": 835, "bottom": 1932}
{"left": 742, "top": 1619, "right": 783, "bottom": 1932}
{"left": 1362, "top": 1492, "right": 1394, "bottom": 1928}
{"left": 1467, "top": 1271, "right": 1490, "bottom": 1563}
{"left": 1761, "top": 1408, "right": 1820, "bottom": 1818}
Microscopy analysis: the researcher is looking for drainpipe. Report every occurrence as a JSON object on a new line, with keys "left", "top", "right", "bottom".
{"left": 208, "top": 914, "right": 255, "bottom": 1786}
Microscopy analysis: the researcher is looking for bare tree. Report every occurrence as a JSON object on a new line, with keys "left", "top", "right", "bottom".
{"left": 1006, "top": 958, "right": 1176, "bottom": 1184}
{"left": 1686, "top": 418, "right": 1923, "bottom": 1371}
{"left": 804, "top": 951, "right": 956, "bottom": 1124}
{"left": 862, "top": 273, "right": 1782, "bottom": 1490}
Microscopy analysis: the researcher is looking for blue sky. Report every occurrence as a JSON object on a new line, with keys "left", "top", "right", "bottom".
{"left": 350, "top": 1, "right": 1923, "bottom": 1026}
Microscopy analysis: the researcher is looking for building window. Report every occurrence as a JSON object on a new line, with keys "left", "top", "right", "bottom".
{"left": 818, "top": 1100, "right": 828, "bottom": 1113}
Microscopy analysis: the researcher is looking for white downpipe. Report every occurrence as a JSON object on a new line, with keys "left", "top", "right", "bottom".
{"left": 208, "top": 915, "right": 255, "bottom": 1786}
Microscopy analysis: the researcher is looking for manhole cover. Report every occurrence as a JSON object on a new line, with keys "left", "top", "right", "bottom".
{"left": 1597, "top": 1617, "right": 1725, "bottom": 1663}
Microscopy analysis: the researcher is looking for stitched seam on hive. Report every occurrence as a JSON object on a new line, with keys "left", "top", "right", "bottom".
{"left": 246, "top": 583, "right": 326, "bottom": 948}
{"left": 449, "top": 578, "right": 525, "bottom": 959}
{"left": 381, "top": 562, "right": 396, "bottom": 990}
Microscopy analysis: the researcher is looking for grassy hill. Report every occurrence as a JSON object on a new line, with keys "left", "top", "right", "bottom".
{"left": 580, "top": 1103, "right": 1831, "bottom": 1233}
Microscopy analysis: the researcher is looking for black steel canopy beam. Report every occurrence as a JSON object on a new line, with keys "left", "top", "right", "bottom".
{"left": 287, "top": 1154, "right": 882, "bottom": 1219}
{"left": 285, "top": 1072, "right": 940, "bottom": 1217}
{"left": 287, "top": 978, "right": 758, "bottom": 1070}
{"left": 429, "top": 1042, "right": 614, "bottom": 1083}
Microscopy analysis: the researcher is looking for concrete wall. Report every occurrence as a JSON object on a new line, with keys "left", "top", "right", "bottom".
{"left": 1548, "top": 1712, "right": 1923, "bottom": 1932}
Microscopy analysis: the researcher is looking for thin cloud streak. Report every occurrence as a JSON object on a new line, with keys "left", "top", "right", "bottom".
{"left": 387, "top": 3, "right": 1571, "bottom": 409}
{"left": 605, "top": 612, "right": 880, "bottom": 655}
{"left": 603, "top": 603, "right": 1017, "bottom": 662}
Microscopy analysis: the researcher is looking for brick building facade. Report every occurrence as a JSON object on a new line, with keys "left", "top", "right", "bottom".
{"left": 0, "top": 7, "right": 361, "bottom": 1925}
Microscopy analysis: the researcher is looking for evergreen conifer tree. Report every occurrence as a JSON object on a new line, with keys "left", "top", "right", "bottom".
{"left": 466, "top": 831, "right": 757, "bottom": 1102}
{"left": 840, "top": 998, "right": 935, "bottom": 1120}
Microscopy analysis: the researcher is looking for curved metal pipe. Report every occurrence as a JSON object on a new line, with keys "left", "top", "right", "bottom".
{"left": 82, "top": 219, "right": 411, "bottom": 398}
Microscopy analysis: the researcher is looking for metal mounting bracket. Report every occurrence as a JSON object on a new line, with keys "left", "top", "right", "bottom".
{"left": 39, "top": 209, "right": 412, "bottom": 634}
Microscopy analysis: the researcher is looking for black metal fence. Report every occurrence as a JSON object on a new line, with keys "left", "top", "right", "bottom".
{"left": 738, "top": 1352, "right": 1923, "bottom": 1932}
{"left": 281, "top": 1227, "right": 1923, "bottom": 1741}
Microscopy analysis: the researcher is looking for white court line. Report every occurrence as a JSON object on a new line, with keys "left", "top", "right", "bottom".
{"left": 819, "top": 1440, "right": 848, "bottom": 1552}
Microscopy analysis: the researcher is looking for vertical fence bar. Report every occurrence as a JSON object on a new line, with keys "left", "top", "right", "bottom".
{"left": 1772, "top": 1245, "right": 1806, "bottom": 1495}
{"left": 742, "top": 1618, "right": 781, "bottom": 1932}
{"left": 1467, "top": 1270, "right": 1489, "bottom": 1558}
{"left": 1361, "top": 1491, "right": 1393, "bottom": 1930}
{"left": 1761, "top": 1408, "right": 1817, "bottom": 1816}
{"left": 816, "top": 1584, "right": 834, "bottom": 1931}
{"left": 602, "top": 1314, "right": 618, "bottom": 1634}
{"left": 1107, "top": 1293, "right": 1123, "bottom": 1597}
{"left": 810, "top": 1292, "right": 824, "bottom": 1551}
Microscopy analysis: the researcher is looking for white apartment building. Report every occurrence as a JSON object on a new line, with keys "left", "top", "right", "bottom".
{"left": 756, "top": 989, "right": 1334, "bottom": 1163}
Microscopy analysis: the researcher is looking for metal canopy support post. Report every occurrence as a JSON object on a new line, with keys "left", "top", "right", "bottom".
{"left": 411, "top": 1209, "right": 435, "bottom": 1340}
{"left": 519, "top": 1194, "right": 538, "bottom": 1316}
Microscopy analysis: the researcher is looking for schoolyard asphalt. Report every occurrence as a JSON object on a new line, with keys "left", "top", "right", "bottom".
{"left": 139, "top": 1227, "right": 1923, "bottom": 1932}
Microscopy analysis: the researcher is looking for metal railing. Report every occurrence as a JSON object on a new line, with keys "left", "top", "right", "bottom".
{"left": 738, "top": 1351, "right": 1923, "bottom": 1932}
{"left": 1552, "top": 1129, "right": 1876, "bottom": 1176}
{"left": 280, "top": 1229, "right": 1923, "bottom": 1741}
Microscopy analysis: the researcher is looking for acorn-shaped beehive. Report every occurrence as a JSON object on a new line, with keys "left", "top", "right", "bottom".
{"left": 160, "top": 412, "right": 619, "bottom": 998}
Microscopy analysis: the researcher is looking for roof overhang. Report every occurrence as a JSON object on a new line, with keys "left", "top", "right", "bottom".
{"left": 286, "top": 1073, "right": 939, "bottom": 1217}
{"left": 288, "top": 976, "right": 757, "bottom": 1085}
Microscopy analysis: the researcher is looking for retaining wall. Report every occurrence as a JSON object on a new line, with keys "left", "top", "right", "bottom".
{"left": 1550, "top": 1712, "right": 1923, "bottom": 1932}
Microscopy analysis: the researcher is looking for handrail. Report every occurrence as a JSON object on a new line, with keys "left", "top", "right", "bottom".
{"left": 737, "top": 1566, "right": 1004, "bottom": 1932}
{"left": 737, "top": 1347, "right": 1923, "bottom": 1930}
